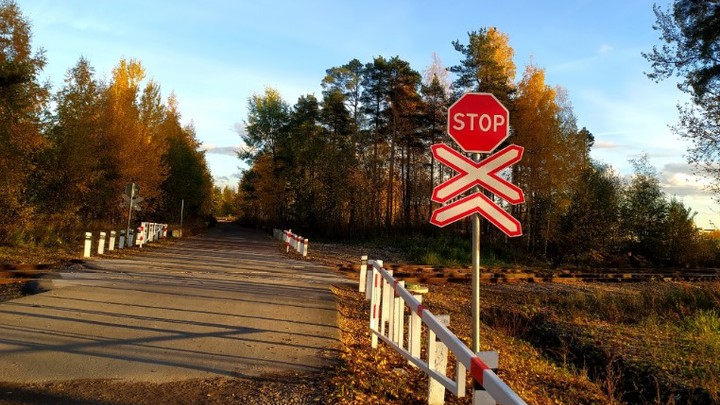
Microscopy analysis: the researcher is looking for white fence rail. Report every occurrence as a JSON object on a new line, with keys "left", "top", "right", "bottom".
{"left": 363, "top": 257, "right": 526, "bottom": 405}
{"left": 83, "top": 222, "right": 168, "bottom": 258}
{"left": 273, "top": 229, "right": 308, "bottom": 257}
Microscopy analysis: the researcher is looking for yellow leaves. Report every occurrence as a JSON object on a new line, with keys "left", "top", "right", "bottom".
{"left": 485, "top": 27, "right": 516, "bottom": 86}
{"left": 110, "top": 58, "right": 146, "bottom": 96}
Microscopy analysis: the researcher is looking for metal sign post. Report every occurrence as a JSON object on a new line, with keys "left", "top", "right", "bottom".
{"left": 124, "top": 183, "right": 140, "bottom": 244}
{"left": 430, "top": 92, "right": 525, "bottom": 390}
{"left": 472, "top": 200, "right": 481, "bottom": 354}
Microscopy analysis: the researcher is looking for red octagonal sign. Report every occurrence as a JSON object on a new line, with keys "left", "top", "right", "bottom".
{"left": 447, "top": 92, "right": 509, "bottom": 153}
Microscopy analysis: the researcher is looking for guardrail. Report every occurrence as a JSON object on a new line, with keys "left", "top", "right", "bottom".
{"left": 273, "top": 229, "right": 308, "bottom": 257}
{"left": 362, "top": 256, "right": 526, "bottom": 405}
{"left": 83, "top": 222, "right": 168, "bottom": 258}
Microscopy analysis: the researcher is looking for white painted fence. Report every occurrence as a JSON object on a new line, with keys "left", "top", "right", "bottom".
{"left": 363, "top": 257, "right": 526, "bottom": 405}
{"left": 83, "top": 222, "right": 169, "bottom": 258}
{"left": 273, "top": 228, "right": 308, "bottom": 257}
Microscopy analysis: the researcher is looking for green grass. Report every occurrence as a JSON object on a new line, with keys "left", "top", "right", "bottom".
{"left": 368, "top": 233, "right": 511, "bottom": 267}
{"left": 553, "top": 283, "right": 720, "bottom": 402}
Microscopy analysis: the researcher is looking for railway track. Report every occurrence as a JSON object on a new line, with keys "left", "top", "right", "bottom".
{"left": 0, "top": 264, "right": 57, "bottom": 285}
{"left": 341, "top": 263, "right": 720, "bottom": 284}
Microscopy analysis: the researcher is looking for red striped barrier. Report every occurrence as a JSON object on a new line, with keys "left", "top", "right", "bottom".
{"left": 365, "top": 258, "right": 526, "bottom": 405}
{"left": 275, "top": 229, "right": 309, "bottom": 257}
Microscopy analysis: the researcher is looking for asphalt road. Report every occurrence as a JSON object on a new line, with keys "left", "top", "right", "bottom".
{"left": 0, "top": 223, "right": 350, "bottom": 383}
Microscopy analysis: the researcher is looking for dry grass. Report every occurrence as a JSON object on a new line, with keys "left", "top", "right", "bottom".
{"left": 327, "top": 283, "right": 609, "bottom": 404}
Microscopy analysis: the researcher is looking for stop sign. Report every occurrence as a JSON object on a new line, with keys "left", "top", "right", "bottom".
{"left": 447, "top": 92, "right": 509, "bottom": 153}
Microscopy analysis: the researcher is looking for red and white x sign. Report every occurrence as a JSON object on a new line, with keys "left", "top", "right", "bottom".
{"left": 431, "top": 143, "right": 524, "bottom": 204}
{"left": 429, "top": 143, "right": 525, "bottom": 237}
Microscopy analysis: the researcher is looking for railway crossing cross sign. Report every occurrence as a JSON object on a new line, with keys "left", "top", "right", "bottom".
{"left": 429, "top": 143, "right": 524, "bottom": 236}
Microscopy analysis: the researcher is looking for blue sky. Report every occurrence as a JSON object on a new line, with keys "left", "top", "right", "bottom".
{"left": 16, "top": 0, "right": 718, "bottom": 228}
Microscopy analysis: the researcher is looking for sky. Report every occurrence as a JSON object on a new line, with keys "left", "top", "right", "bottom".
{"left": 14, "top": 0, "right": 718, "bottom": 229}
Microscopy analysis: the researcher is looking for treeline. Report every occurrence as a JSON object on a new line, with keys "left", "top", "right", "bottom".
{"left": 0, "top": 1, "right": 213, "bottom": 246}
{"left": 237, "top": 28, "right": 720, "bottom": 268}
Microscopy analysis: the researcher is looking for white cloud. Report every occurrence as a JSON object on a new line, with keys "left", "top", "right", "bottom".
{"left": 593, "top": 140, "right": 621, "bottom": 150}
{"left": 598, "top": 44, "right": 614, "bottom": 54}
{"left": 201, "top": 145, "right": 240, "bottom": 157}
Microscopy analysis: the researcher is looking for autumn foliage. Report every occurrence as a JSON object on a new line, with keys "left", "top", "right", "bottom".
{"left": 0, "top": 1, "right": 213, "bottom": 246}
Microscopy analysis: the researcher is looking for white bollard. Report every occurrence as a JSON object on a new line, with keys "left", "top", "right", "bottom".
{"left": 109, "top": 230, "right": 116, "bottom": 251}
{"left": 302, "top": 238, "right": 308, "bottom": 257}
{"left": 359, "top": 255, "right": 368, "bottom": 293}
{"left": 408, "top": 294, "right": 423, "bottom": 367}
{"left": 428, "top": 315, "right": 451, "bottom": 405}
{"left": 83, "top": 232, "right": 92, "bottom": 258}
{"left": 98, "top": 231, "right": 106, "bottom": 255}
{"left": 119, "top": 230, "right": 125, "bottom": 249}
{"left": 369, "top": 259, "right": 381, "bottom": 349}
{"left": 393, "top": 281, "right": 405, "bottom": 346}
{"left": 127, "top": 229, "right": 134, "bottom": 247}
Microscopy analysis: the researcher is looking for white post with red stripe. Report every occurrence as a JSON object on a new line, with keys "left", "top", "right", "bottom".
{"left": 276, "top": 229, "right": 310, "bottom": 256}
{"left": 364, "top": 258, "right": 526, "bottom": 405}
{"left": 136, "top": 224, "right": 145, "bottom": 248}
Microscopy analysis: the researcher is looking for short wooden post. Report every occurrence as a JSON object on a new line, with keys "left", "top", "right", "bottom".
{"left": 98, "top": 231, "right": 106, "bottom": 255}
{"left": 83, "top": 232, "right": 92, "bottom": 258}
{"left": 109, "top": 230, "right": 116, "bottom": 251}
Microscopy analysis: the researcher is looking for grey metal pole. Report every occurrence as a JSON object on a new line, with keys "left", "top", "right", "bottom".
{"left": 472, "top": 213, "right": 481, "bottom": 353}
{"left": 180, "top": 199, "right": 185, "bottom": 228}
{"left": 471, "top": 153, "right": 481, "bottom": 355}
{"left": 126, "top": 184, "right": 134, "bottom": 247}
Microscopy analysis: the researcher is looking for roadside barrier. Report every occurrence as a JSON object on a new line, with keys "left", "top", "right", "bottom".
{"left": 273, "top": 229, "right": 308, "bottom": 257}
{"left": 83, "top": 222, "right": 169, "bottom": 258}
{"left": 362, "top": 256, "right": 526, "bottom": 405}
